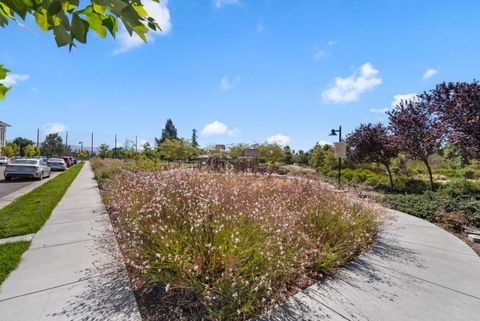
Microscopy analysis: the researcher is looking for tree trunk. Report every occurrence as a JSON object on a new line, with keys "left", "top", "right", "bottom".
{"left": 424, "top": 159, "right": 434, "bottom": 191}
{"left": 384, "top": 162, "right": 394, "bottom": 190}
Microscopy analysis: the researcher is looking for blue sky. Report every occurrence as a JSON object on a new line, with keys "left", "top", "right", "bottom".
{"left": 1, "top": 0, "right": 480, "bottom": 151}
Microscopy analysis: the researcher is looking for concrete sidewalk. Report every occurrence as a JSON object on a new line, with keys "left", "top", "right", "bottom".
{"left": 260, "top": 209, "right": 480, "bottom": 321}
{"left": 0, "top": 162, "right": 141, "bottom": 321}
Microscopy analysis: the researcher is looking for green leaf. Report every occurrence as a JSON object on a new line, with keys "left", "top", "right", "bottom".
{"left": 71, "top": 13, "right": 88, "bottom": 43}
{"left": 0, "top": 84, "right": 11, "bottom": 101}
{"left": 53, "top": 25, "right": 71, "bottom": 47}
{"left": 85, "top": 11, "right": 106, "bottom": 38}
{"left": 34, "top": 9, "right": 49, "bottom": 32}
{"left": 47, "top": 0, "right": 62, "bottom": 16}
{"left": 0, "top": 64, "right": 9, "bottom": 79}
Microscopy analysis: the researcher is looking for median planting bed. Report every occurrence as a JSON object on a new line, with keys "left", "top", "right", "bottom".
{"left": 99, "top": 165, "right": 378, "bottom": 320}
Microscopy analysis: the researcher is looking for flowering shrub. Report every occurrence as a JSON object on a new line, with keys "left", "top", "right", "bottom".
{"left": 102, "top": 168, "right": 377, "bottom": 320}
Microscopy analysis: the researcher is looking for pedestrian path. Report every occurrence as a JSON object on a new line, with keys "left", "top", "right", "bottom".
{"left": 0, "top": 161, "right": 141, "bottom": 321}
{"left": 259, "top": 209, "right": 480, "bottom": 321}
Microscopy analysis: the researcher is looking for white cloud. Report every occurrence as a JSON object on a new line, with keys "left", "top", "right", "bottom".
{"left": 201, "top": 121, "right": 240, "bottom": 137}
{"left": 113, "top": 0, "right": 172, "bottom": 54}
{"left": 321, "top": 63, "right": 382, "bottom": 103}
{"left": 267, "top": 134, "right": 292, "bottom": 145}
{"left": 422, "top": 68, "right": 438, "bottom": 79}
{"left": 313, "top": 49, "right": 327, "bottom": 61}
{"left": 318, "top": 140, "right": 331, "bottom": 146}
{"left": 370, "top": 92, "right": 418, "bottom": 113}
{"left": 0, "top": 73, "right": 29, "bottom": 86}
{"left": 219, "top": 76, "right": 239, "bottom": 91}
{"left": 214, "top": 0, "right": 240, "bottom": 8}
{"left": 42, "top": 122, "right": 67, "bottom": 135}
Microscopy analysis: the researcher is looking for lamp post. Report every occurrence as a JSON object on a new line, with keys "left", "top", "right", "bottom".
{"left": 79, "top": 141, "right": 83, "bottom": 153}
{"left": 329, "top": 126, "right": 342, "bottom": 188}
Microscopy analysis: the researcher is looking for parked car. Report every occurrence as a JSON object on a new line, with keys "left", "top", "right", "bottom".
{"left": 62, "top": 156, "right": 73, "bottom": 167}
{"left": 4, "top": 158, "right": 51, "bottom": 181}
{"left": 72, "top": 157, "right": 78, "bottom": 165}
{"left": 0, "top": 156, "right": 10, "bottom": 166}
{"left": 47, "top": 158, "right": 67, "bottom": 171}
{"left": 33, "top": 156, "right": 48, "bottom": 163}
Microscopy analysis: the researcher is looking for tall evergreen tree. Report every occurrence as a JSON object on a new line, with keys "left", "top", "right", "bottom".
{"left": 191, "top": 129, "right": 199, "bottom": 148}
{"left": 41, "top": 133, "right": 66, "bottom": 157}
{"left": 156, "top": 119, "right": 178, "bottom": 145}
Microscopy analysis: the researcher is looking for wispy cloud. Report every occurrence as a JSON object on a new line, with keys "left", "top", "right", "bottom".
{"left": 201, "top": 121, "right": 240, "bottom": 137}
{"left": 42, "top": 122, "right": 67, "bottom": 135}
{"left": 267, "top": 134, "right": 291, "bottom": 145}
{"left": 370, "top": 92, "right": 418, "bottom": 113}
{"left": 322, "top": 63, "right": 382, "bottom": 103}
{"left": 0, "top": 73, "right": 29, "bottom": 86}
{"left": 422, "top": 68, "right": 438, "bottom": 79}
{"left": 219, "top": 76, "right": 240, "bottom": 91}
{"left": 313, "top": 49, "right": 327, "bottom": 61}
{"left": 214, "top": 0, "right": 241, "bottom": 8}
{"left": 113, "top": 0, "right": 172, "bottom": 54}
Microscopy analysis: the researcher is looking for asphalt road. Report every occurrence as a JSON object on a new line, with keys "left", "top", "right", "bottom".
{"left": 0, "top": 166, "right": 62, "bottom": 199}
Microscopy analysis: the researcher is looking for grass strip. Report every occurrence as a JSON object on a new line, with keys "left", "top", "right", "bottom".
{"left": 0, "top": 241, "right": 30, "bottom": 284}
{"left": 0, "top": 163, "right": 84, "bottom": 238}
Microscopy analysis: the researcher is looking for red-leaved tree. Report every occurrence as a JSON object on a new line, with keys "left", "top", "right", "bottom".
{"left": 422, "top": 81, "right": 480, "bottom": 160}
{"left": 388, "top": 99, "right": 444, "bottom": 190}
{"left": 346, "top": 123, "right": 398, "bottom": 189}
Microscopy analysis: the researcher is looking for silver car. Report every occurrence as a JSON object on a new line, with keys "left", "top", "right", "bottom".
{"left": 0, "top": 156, "right": 10, "bottom": 166}
{"left": 47, "top": 158, "right": 67, "bottom": 171}
{"left": 4, "top": 158, "right": 51, "bottom": 181}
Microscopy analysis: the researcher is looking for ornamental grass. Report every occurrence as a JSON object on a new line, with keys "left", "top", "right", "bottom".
{"left": 102, "top": 168, "right": 377, "bottom": 320}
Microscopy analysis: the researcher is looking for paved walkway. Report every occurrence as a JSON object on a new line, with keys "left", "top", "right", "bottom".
{"left": 0, "top": 162, "right": 141, "bottom": 321}
{"left": 260, "top": 209, "right": 480, "bottom": 321}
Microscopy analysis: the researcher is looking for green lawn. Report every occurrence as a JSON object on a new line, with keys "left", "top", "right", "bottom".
{"left": 0, "top": 241, "right": 31, "bottom": 284}
{"left": 0, "top": 163, "right": 83, "bottom": 238}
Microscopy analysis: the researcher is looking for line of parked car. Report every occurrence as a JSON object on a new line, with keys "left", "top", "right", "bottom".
{"left": 0, "top": 155, "right": 77, "bottom": 181}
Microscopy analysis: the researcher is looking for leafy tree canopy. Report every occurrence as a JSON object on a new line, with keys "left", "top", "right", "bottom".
{"left": 0, "top": 0, "right": 161, "bottom": 49}
{"left": 156, "top": 118, "right": 178, "bottom": 145}
{"left": 12, "top": 137, "right": 35, "bottom": 156}
{"left": 41, "top": 133, "right": 66, "bottom": 157}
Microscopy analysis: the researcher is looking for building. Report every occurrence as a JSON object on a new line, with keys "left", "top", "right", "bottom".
{"left": 0, "top": 121, "right": 11, "bottom": 150}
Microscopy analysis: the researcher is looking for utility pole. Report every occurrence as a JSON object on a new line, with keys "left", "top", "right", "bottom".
{"left": 65, "top": 131, "right": 69, "bottom": 148}
{"left": 91, "top": 132, "right": 94, "bottom": 156}
{"left": 135, "top": 135, "right": 138, "bottom": 153}
{"left": 114, "top": 134, "right": 117, "bottom": 159}
{"left": 36, "top": 128, "right": 39, "bottom": 148}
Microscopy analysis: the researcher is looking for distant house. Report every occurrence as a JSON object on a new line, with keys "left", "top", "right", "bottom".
{"left": 243, "top": 148, "right": 260, "bottom": 158}
{"left": 0, "top": 121, "right": 11, "bottom": 150}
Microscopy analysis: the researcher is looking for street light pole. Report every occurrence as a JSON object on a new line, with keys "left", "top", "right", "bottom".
{"left": 329, "top": 126, "right": 342, "bottom": 189}
{"left": 79, "top": 141, "right": 83, "bottom": 153}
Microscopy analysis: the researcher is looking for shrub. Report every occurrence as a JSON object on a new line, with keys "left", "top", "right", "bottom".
{"left": 102, "top": 169, "right": 377, "bottom": 320}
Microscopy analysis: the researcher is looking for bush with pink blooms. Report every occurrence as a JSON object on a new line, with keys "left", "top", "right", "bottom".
{"left": 99, "top": 164, "right": 377, "bottom": 320}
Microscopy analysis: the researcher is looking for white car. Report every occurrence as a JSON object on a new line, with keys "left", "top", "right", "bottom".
{"left": 0, "top": 156, "right": 10, "bottom": 166}
{"left": 4, "top": 158, "right": 51, "bottom": 181}
{"left": 47, "top": 158, "right": 67, "bottom": 171}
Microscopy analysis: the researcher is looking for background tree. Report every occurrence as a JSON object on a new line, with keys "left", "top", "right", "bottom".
{"left": 78, "top": 150, "right": 88, "bottom": 161}
{"left": 41, "top": 133, "right": 66, "bottom": 157}
{"left": 191, "top": 128, "right": 199, "bottom": 148}
{"left": 293, "top": 150, "right": 310, "bottom": 165}
{"left": 257, "top": 144, "right": 283, "bottom": 163}
{"left": 158, "top": 139, "right": 198, "bottom": 161}
{"left": 1, "top": 143, "right": 19, "bottom": 157}
{"left": 423, "top": 81, "right": 480, "bottom": 159}
{"left": 156, "top": 118, "right": 178, "bottom": 145}
{"left": 309, "top": 143, "right": 335, "bottom": 172}
{"left": 282, "top": 146, "right": 294, "bottom": 164}
{"left": 24, "top": 144, "right": 41, "bottom": 157}
{"left": 346, "top": 123, "right": 398, "bottom": 189}
{"left": 388, "top": 99, "right": 444, "bottom": 190}
{"left": 98, "top": 143, "right": 110, "bottom": 159}
{"left": 12, "top": 137, "right": 34, "bottom": 156}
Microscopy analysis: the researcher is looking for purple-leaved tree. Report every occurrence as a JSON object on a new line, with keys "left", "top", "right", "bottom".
{"left": 388, "top": 98, "right": 444, "bottom": 190}
{"left": 422, "top": 81, "right": 480, "bottom": 160}
{"left": 347, "top": 123, "right": 398, "bottom": 189}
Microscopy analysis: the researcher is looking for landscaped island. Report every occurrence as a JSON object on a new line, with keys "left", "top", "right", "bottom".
{"left": 92, "top": 159, "right": 377, "bottom": 320}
